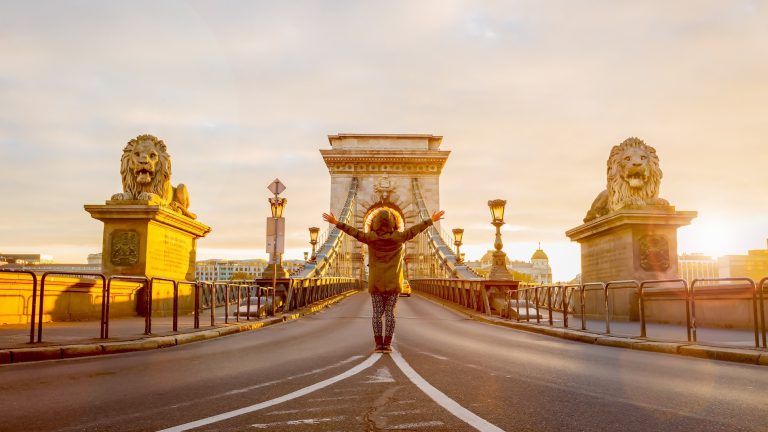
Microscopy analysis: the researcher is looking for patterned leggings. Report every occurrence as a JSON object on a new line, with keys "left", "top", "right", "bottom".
{"left": 371, "top": 293, "right": 398, "bottom": 338}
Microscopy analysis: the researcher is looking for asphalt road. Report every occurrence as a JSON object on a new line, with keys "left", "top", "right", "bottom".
{"left": 0, "top": 292, "right": 766, "bottom": 431}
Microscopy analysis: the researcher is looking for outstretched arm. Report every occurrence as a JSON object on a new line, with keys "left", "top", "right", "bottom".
{"left": 322, "top": 212, "right": 338, "bottom": 225}
{"left": 322, "top": 212, "right": 370, "bottom": 244}
{"left": 402, "top": 210, "right": 445, "bottom": 242}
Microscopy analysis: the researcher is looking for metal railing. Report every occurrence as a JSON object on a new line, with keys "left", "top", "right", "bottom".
{"left": 414, "top": 276, "right": 768, "bottom": 349}
{"left": 638, "top": 279, "right": 690, "bottom": 340}
{"left": 690, "top": 278, "right": 760, "bottom": 347}
{"left": 284, "top": 277, "right": 361, "bottom": 311}
{"left": 1, "top": 270, "right": 364, "bottom": 343}
{"left": 40, "top": 271, "right": 107, "bottom": 343}
{"left": 0, "top": 269, "right": 38, "bottom": 343}
{"left": 103, "top": 275, "right": 148, "bottom": 338}
{"left": 410, "top": 278, "right": 517, "bottom": 315}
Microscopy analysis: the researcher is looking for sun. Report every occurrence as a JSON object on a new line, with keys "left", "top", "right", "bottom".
{"left": 678, "top": 214, "right": 737, "bottom": 258}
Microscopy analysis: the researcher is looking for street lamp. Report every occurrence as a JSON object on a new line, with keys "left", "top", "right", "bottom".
{"left": 269, "top": 197, "right": 287, "bottom": 218}
{"left": 487, "top": 199, "right": 513, "bottom": 280}
{"left": 452, "top": 228, "right": 464, "bottom": 264}
{"left": 308, "top": 227, "right": 320, "bottom": 261}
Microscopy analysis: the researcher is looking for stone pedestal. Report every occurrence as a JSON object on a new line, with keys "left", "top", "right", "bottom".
{"left": 84, "top": 201, "right": 211, "bottom": 281}
{"left": 566, "top": 207, "right": 696, "bottom": 319}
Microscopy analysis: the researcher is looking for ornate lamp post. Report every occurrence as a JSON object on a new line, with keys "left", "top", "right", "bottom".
{"left": 263, "top": 196, "right": 289, "bottom": 283}
{"left": 488, "top": 199, "right": 513, "bottom": 280}
{"left": 308, "top": 227, "right": 320, "bottom": 261}
{"left": 452, "top": 228, "right": 464, "bottom": 264}
{"left": 260, "top": 183, "right": 289, "bottom": 315}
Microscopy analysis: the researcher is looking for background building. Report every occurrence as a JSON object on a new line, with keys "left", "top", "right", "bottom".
{"left": 195, "top": 259, "right": 269, "bottom": 281}
{"left": 475, "top": 246, "right": 553, "bottom": 284}
{"left": 195, "top": 258, "right": 308, "bottom": 281}
{"left": 0, "top": 253, "right": 54, "bottom": 265}
{"left": 718, "top": 248, "right": 768, "bottom": 281}
{"left": 678, "top": 253, "right": 719, "bottom": 282}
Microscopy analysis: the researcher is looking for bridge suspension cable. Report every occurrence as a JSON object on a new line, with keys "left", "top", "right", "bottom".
{"left": 410, "top": 178, "right": 479, "bottom": 280}
{"left": 294, "top": 178, "right": 359, "bottom": 279}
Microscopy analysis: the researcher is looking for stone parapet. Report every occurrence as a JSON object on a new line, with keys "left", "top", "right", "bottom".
{"left": 84, "top": 202, "right": 211, "bottom": 281}
{"left": 566, "top": 208, "right": 696, "bottom": 319}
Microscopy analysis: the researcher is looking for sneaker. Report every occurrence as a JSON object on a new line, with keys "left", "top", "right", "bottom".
{"left": 381, "top": 336, "right": 392, "bottom": 353}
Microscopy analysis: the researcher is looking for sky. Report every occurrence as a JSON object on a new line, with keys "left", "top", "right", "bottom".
{"left": 1, "top": 0, "right": 767, "bottom": 281}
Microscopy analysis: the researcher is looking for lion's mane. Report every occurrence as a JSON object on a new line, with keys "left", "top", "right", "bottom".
{"left": 119, "top": 134, "right": 172, "bottom": 199}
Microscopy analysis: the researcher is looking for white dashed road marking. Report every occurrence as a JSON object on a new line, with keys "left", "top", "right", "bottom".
{"left": 365, "top": 366, "right": 396, "bottom": 383}
{"left": 157, "top": 353, "right": 382, "bottom": 432}
{"left": 159, "top": 350, "right": 504, "bottom": 432}
{"left": 390, "top": 350, "right": 505, "bottom": 432}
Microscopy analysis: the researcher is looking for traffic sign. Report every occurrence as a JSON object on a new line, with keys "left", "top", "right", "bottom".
{"left": 266, "top": 217, "right": 285, "bottom": 255}
{"left": 268, "top": 178, "right": 286, "bottom": 196}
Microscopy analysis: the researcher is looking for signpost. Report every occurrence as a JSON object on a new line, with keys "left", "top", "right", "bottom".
{"left": 267, "top": 178, "right": 286, "bottom": 315}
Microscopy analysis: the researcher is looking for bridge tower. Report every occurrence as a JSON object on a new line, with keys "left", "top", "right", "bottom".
{"left": 320, "top": 134, "right": 450, "bottom": 280}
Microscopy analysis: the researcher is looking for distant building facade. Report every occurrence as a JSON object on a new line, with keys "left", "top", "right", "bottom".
{"left": 718, "top": 241, "right": 768, "bottom": 281}
{"left": 0, "top": 253, "right": 54, "bottom": 265}
{"left": 87, "top": 253, "right": 102, "bottom": 265}
{"left": 678, "top": 253, "right": 719, "bottom": 282}
{"left": 195, "top": 258, "right": 309, "bottom": 281}
{"left": 195, "top": 259, "right": 269, "bottom": 281}
{"left": 477, "top": 247, "right": 553, "bottom": 285}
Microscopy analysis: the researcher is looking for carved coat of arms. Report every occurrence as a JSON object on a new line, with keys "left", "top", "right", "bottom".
{"left": 374, "top": 174, "right": 395, "bottom": 202}
{"left": 639, "top": 234, "right": 670, "bottom": 272}
{"left": 111, "top": 230, "right": 139, "bottom": 266}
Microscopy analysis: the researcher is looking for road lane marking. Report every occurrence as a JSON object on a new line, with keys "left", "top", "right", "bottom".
{"left": 419, "top": 352, "right": 448, "bottom": 360}
{"left": 390, "top": 351, "right": 504, "bottom": 432}
{"left": 387, "top": 409, "right": 424, "bottom": 415}
{"left": 157, "top": 353, "right": 382, "bottom": 432}
{"left": 388, "top": 421, "right": 445, "bottom": 429}
{"left": 365, "top": 366, "right": 395, "bottom": 383}
{"left": 308, "top": 395, "right": 360, "bottom": 401}
{"left": 249, "top": 416, "right": 346, "bottom": 429}
{"left": 224, "top": 355, "right": 365, "bottom": 395}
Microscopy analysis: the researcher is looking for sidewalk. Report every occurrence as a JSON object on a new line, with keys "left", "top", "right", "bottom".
{"left": 0, "top": 290, "right": 359, "bottom": 364}
{"left": 418, "top": 292, "right": 768, "bottom": 366}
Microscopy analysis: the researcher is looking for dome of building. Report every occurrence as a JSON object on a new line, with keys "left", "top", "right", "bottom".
{"left": 531, "top": 248, "right": 548, "bottom": 261}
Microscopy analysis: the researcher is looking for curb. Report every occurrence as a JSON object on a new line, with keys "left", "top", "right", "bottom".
{"left": 416, "top": 291, "right": 768, "bottom": 367}
{"left": 0, "top": 289, "right": 361, "bottom": 365}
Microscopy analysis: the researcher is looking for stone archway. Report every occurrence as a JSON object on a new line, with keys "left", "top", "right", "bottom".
{"left": 321, "top": 134, "right": 450, "bottom": 281}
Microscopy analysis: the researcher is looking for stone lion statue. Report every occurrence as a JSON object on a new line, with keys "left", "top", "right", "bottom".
{"left": 584, "top": 137, "right": 669, "bottom": 222}
{"left": 110, "top": 134, "right": 196, "bottom": 219}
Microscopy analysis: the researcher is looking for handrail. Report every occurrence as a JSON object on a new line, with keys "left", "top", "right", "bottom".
{"left": 148, "top": 277, "right": 177, "bottom": 334}
{"left": 39, "top": 271, "right": 106, "bottom": 343}
{"left": 603, "top": 280, "right": 640, "bottom": 335}
{"left": 690, "top": 277, "right": 759, "bottom": 348}
{"left": 176, "top": 281, "right": 198, "bottom": 329}
{"left": 760, "top": 277, "right": 767, "bottom": 348}
{"left": 579, "top": 282, "right": 606, "bottom": 332}
{"left": 104, "top": 275, "right": 149, "bottom": 339}
{"left": 0, "top": 269, "right": 38, "bottom": 343}
{"left": 638, "top": 279, "right": 689, "bottom": 340}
